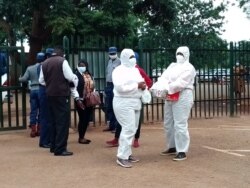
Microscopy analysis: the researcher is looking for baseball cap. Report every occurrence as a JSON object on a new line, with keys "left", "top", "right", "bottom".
{"left": 108, "top": 47, "right": 117, "bottom": 54}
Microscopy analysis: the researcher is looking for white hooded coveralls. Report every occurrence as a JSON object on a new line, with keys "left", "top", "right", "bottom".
{"left": 160, "top": 46, "right": 196, "bottom": 153}
{"left": 112, "top": 48, "right": 144, "bottom": 160}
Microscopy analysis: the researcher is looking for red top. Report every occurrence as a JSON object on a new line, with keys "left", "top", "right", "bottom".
{"left": 136, "top": 64, "right": 153, "bottom": 89}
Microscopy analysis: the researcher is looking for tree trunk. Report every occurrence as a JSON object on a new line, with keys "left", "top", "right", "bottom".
{"left": 26, "top": 10, "right": 52, "bottom": 66}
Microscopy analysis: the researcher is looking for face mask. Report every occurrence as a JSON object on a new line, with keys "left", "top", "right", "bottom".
{"left": 109, "top": 54, "right": 117, "bottom": 60}
{"left": 128, "top": 58, "right": 136, "bottom": 67}
{"left": 78, "top": 67, "right": 86, "bottom": 74}
{"left": 176, "top": 55, "right": 185, "bottom": 64}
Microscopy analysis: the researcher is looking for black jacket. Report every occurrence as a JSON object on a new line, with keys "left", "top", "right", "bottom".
{"left": 75, "top": 70, "right": 85, "bottom": 98}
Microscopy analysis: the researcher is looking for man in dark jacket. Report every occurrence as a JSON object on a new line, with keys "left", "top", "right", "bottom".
{"left": 39, "top": 46, "right": 80, "bottom": 156}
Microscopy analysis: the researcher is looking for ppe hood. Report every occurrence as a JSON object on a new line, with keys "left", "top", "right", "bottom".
{"left": 120, "top": 48, "right": 135, "bottom": 67}
{"left": 176, "top": 46, "right": 190, "bottom": 63}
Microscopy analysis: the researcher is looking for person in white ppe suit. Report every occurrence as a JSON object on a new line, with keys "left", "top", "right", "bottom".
{"left": 159, "top": 46, "right": 196, "bottom": 161}
{"left": 112, "top": 48, "right": 146, "bottom": 168}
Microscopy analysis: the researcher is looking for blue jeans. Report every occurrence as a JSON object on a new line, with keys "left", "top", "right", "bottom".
{"left": 29, "top": 89, "right": 40, "bottom": 126}
{"left": 105, "top": 83, "right": 119, "bottom": 130}
{"left": 39, "top": 86, "right": 50, "bottom": 145}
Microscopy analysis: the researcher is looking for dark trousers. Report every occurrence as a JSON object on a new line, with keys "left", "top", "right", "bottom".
{"left": 76, "top": 104, "right": 92, "bottom": 139}
{"left": 105, "top": 83, "right": 119, "bottom": 130}
{"left": 39, "top": 86, "right": 50, "bottom": 145}
{"left": 47, "top": 96, "right": 70, "bottom": 154}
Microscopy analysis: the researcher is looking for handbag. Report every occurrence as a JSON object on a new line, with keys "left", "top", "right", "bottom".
{"left": 84, "top": 91, "right": 101, "bottom": 107}
{"left": 141, "top": 89, "right": 152, "bottom": 104}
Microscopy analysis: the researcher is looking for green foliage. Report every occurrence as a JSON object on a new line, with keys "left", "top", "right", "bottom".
{"left": 49, "top": 17, "right": 76, "bottom": 35}
{"left": 0, "top": 29, "right": 7, "bottom": 45}
{"left": 138, "top": 0, "right": 229, "bottom": 69}
{"left": 238, "top": 0, "right": 250, "bottom": 18}
{"left": 171, "top": 0, "right": 227, "bottom": 37}
{"left": 0, "top": 0, "right": 232, "bottom": 53}
{"left": 133, "top": 0, "right": 176, "bottom": 31}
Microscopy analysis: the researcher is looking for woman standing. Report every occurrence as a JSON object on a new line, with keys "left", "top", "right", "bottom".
{"left": 157, "top": 46, "right": 196, "bottom": 161}
{"left": 112, "top": 48, "right": 146, "bottom": 168}
{"left": 75, "top": 59, "right": 94, "bottom": 144}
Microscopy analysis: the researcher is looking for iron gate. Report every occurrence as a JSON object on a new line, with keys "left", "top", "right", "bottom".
{"left": 0, "top": 46, "right": 27, "bottom": 131}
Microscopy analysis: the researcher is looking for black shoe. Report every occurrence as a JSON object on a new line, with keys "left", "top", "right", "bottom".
{"left": 160, "top": 147, "right": 176, "bottom": 156}
{"left": 78, "top": 138, "right": 91, "bottom": 144}
{"left": 103, "top": 128, "right": 113, "bottom": 132}
{"left": 50, "top": 148, "right": 55, "bottom": 153}
{"left": 173, "top": 152, "right": 187, "bottom": 161}
{"left": 54, "top": 151, "right": 73, "bottom": 156}
{"left": 39, "top": 144, "right": 51, "bottom": 148}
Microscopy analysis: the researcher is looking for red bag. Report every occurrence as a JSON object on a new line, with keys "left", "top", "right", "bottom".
{"left": 84, "top": 91, "right": 101, "bottom": 107}
{"left": 166, "top": 92, "right": 180, "bottom": 101}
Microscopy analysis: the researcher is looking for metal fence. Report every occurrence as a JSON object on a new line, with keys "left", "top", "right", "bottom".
{"left": 1, "top": 37, "right": 250, "bottom": 131}
{"left": 63, "top": 36, "right": 250, "bottom": 127}
{"left": 0, "top": 46, "right": 27, "bottom": 131}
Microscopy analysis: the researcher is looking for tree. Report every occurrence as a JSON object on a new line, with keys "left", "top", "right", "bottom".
{"left": 172, "top": 0, "right": 227, "bottom": 36}
{"left": 0, "top": 0, "right": 75, "bottom": 65}
{"left": 0, "top": 0, "right": 24, "bottom": 46}
{"left": 136, "top": 0, "right": 228, "bottom": 48}
{"left": 0, "top": 0, "right": 176, "bottom": 65}
{"left": 0, "top": 0, "right": 228, "bottom": 67}
{"left": 137, "top": 1, "right": 228, "bottom": 48}
{"left": 133, "top": 0, "right": 176, "bottom": 32}
{"left": 238, "top": 0, "right": 250, "bottom": 18}
{"left": 136, "top": 0, "right": 229, "bottom": 70}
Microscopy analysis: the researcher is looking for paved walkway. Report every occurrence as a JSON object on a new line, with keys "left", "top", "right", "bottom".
{"left": 0, "top": 116, "right": 250, "bottom": 188}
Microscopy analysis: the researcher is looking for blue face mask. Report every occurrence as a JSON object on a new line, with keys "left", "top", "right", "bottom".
{"left": 78, "top": 67, "right": 86, "bottom": 74}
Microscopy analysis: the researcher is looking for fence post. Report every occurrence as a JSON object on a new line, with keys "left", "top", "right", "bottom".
{"left": 63, "top": 36, "right": 75, "bottom": 127}
{"left": 229, "top": 42, "right": 235, "bottom": 117}
{"left": 138, "top": 39, "right": 143, "bottom": 67}
{"left": 63, "top": 36, "right": 70, "bottom": 61}
{"left": 138, "top": 39, "right": 145, "bottom": 123}
{"left": 20, "top": 46, "right": 27, "bottom": 128}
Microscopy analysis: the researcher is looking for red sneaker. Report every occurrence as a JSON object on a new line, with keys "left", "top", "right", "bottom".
{"left": 106, "top": 138, "right": 118, "bottom": 147}
{"left": 133, "top": 139, "right": 139, "bottom": 148}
